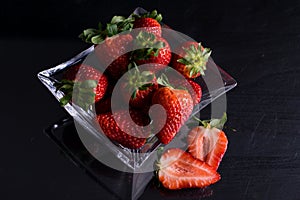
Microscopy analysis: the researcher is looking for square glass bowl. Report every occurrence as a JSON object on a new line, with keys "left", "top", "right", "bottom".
{"left": 38, "top": 8, "right": 237, "bottom": 171}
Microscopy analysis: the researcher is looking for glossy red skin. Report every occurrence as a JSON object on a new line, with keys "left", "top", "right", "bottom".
{"left": 133, "top": 18, "right": 162, "bottom": 37}
{"left": 129, "top": 82, "right": 158, "bottom": 109}
{"left": 63, "top": 64, "right": 108, "bottom": 102}
{"left": 167, "top": 74, "right": 202, "bottom": 105}
{"left": 95, "top": 34, "right": 133, "bottom": 80}
{"left": 158, "top": 148, "right": 221, "bottom": 190}
{"left": 135, "top": 37, "right": 171, "bottom": 72}
{"left": 151, "top": 87, "right": 193, "bottom": 144}
{"left": 186, "top": 79, "right": 202, "bottom": 105}
{"left": 97, "top": 109, "right": 150, "bottom": 149}
{"left": 171, "top": 41, "right": 203, "bottom": 78}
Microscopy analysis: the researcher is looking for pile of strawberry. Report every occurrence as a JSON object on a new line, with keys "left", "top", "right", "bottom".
{"left": 55, "top": 10, "right": 212, "bottom": 150}
{"left": 54, "top": 9, "right": 230, "bottom": 191}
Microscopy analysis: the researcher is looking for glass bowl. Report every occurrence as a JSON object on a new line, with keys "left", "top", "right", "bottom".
{"left": 38, "top": 7, "right": 237, "bottom": 171}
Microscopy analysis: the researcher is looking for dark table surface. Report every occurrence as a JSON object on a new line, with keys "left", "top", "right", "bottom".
{"left": 1, "top": 0, "right": 300, "bottom": 199}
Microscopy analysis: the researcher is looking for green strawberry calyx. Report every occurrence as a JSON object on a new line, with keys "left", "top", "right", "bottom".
{"left": 133, "top": 31, "right": 165, "bottom": 60}
{"left": 54, "top": 79, "right": 97, "bottom": 111}
{"left": 193, "top": 113, "right": 227, "bottom": 130}
{"left": 177, "top": 43, "right": 212, "bottom": 77}
{"left": 132, "top": 9, "right": 163, "bottom": 22}
{"left": 79, "top": 15, "right": 134, "bottom": 44}
{"left": 157, "top": 73, "right": 188, "bottom": 91}
{"left": 156, "top": 73, "right": 174, "bottom": 89}
{"left": 125, "top": 62, "right": 155, "bottom": 99}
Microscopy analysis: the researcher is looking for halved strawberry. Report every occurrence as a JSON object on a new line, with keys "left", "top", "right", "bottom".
{"left": 158, "top": 148, "right": 220, "bottom": 190}
{"left": 55, "top": 64, "right": 108, "bottom": 110}
{"left": 97, "top": 109, "right": 151, "bottom": 149}
{"left": 133, "top": 31, "right": 171, "bottom": 72}
{"left": 171, "top": 41, "right": 211, "bottom": 78}
{"left": 133, "top": 10, "right": 162, "bottom": 37}
{"left": 187, "top": 113, "right": 228, "bottom": 170}
{"left": 151, "top": 87, "right": 193, "bottom": 144}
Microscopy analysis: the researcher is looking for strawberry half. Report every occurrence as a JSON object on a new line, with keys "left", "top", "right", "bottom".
{"left": 158, "top": 148, "right": 220, "bottom": 190}
{"left": 97, "top": 109, "right": 151, "bottom": 149}
{"left": 171, "top": 42, "right": 211, "bottom": 78}
{"left": 151, "top": 87, "right": 193, "bottom": 144}
{"left": 55, "top": 64, "right": 108, "bottom": 110}
{"left": 133, "top": 10, "right": 162, "bottom": 37}
{"left": 187, "top": 113, "right": 228, "bottom": 170}
{"left": 133, "top": 31, "right": 171, "bottom": 72}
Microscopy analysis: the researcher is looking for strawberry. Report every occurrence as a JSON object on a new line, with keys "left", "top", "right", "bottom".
{"left": 129, "top": 82, "right": 158, "bottom": 109}
{"left": 133, "top": 31, "right": 171, "bottom": 72}
{"left": 187, "top": 113, "right": 228, "bottom": 170}
{"left": 171, "top": 41, "right": 212, "bottom": 78}
{"left": 120, "top": 65, "right": 158, "bottom": 109}
{"left": 185, "top": 79, "right": 202, "bottom": 105}
{"left": 97, "top": 109, "right": 151, "bottom": 149}
{"left": 165, "top": 74, "right": 202, "bottom": 105}
{"left": 55, "top": 64, "right": 108, "bottom": 110}
{"left": 133, "top": 10, "right": 162, "bottom": 37}
{"left": 158, "top": 148, "right": 220, "bottom": 189}
{"left": 151, "top": 87, "right": 193, "bottom": 144}
{"left": 79, "top": 16, "right": 135, "bottom": 80}
{"left": 95, "top": 34, "right": 133, "bottom": 80}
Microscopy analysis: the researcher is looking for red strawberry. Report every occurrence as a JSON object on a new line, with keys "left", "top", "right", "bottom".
{"left": 56, "top": 64, "right": 108, "bottom": 110}
{"left": 134, "top": 18, "right": 161, "bottom": 38}
{"left": 186, "top": 79, "right": 202, "bottom": 105}
{"left": 79, "top": 14, "right": 136, "bottom": 80}
{"left": 166, "top": 74, "right": 202, "bottom": 105}
{"left": 171, "top": 42, "right": 211, "bottom": 78}
{"left": 133, "top": 31, "right": 171, "bottom": 72}
{"left": 121, "top": 66, "right": 158, "bottom": 109}
{"left": 129, "top": 83, "right": 158, "bottom": 109}
{"left": 95, "top": 34, "right": 133, "bottom": 80}
{"left": 158, "top": 148, "right": 220, "bottom": 190}
{"left": 97, "top": 109, "right": 151, "bottom": 149}
{"left": 151, "top": 87, "right": 193, "bottom": 144}
{"left": 133, "top": 10, "right": 162, "bottom": 37}
{"left": 187, "top": 113, "right": 228, "bottom": 170}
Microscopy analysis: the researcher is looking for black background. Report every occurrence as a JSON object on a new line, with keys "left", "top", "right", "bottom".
{"left": 1, "top": 0, "right": 300, "bottom": 199}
